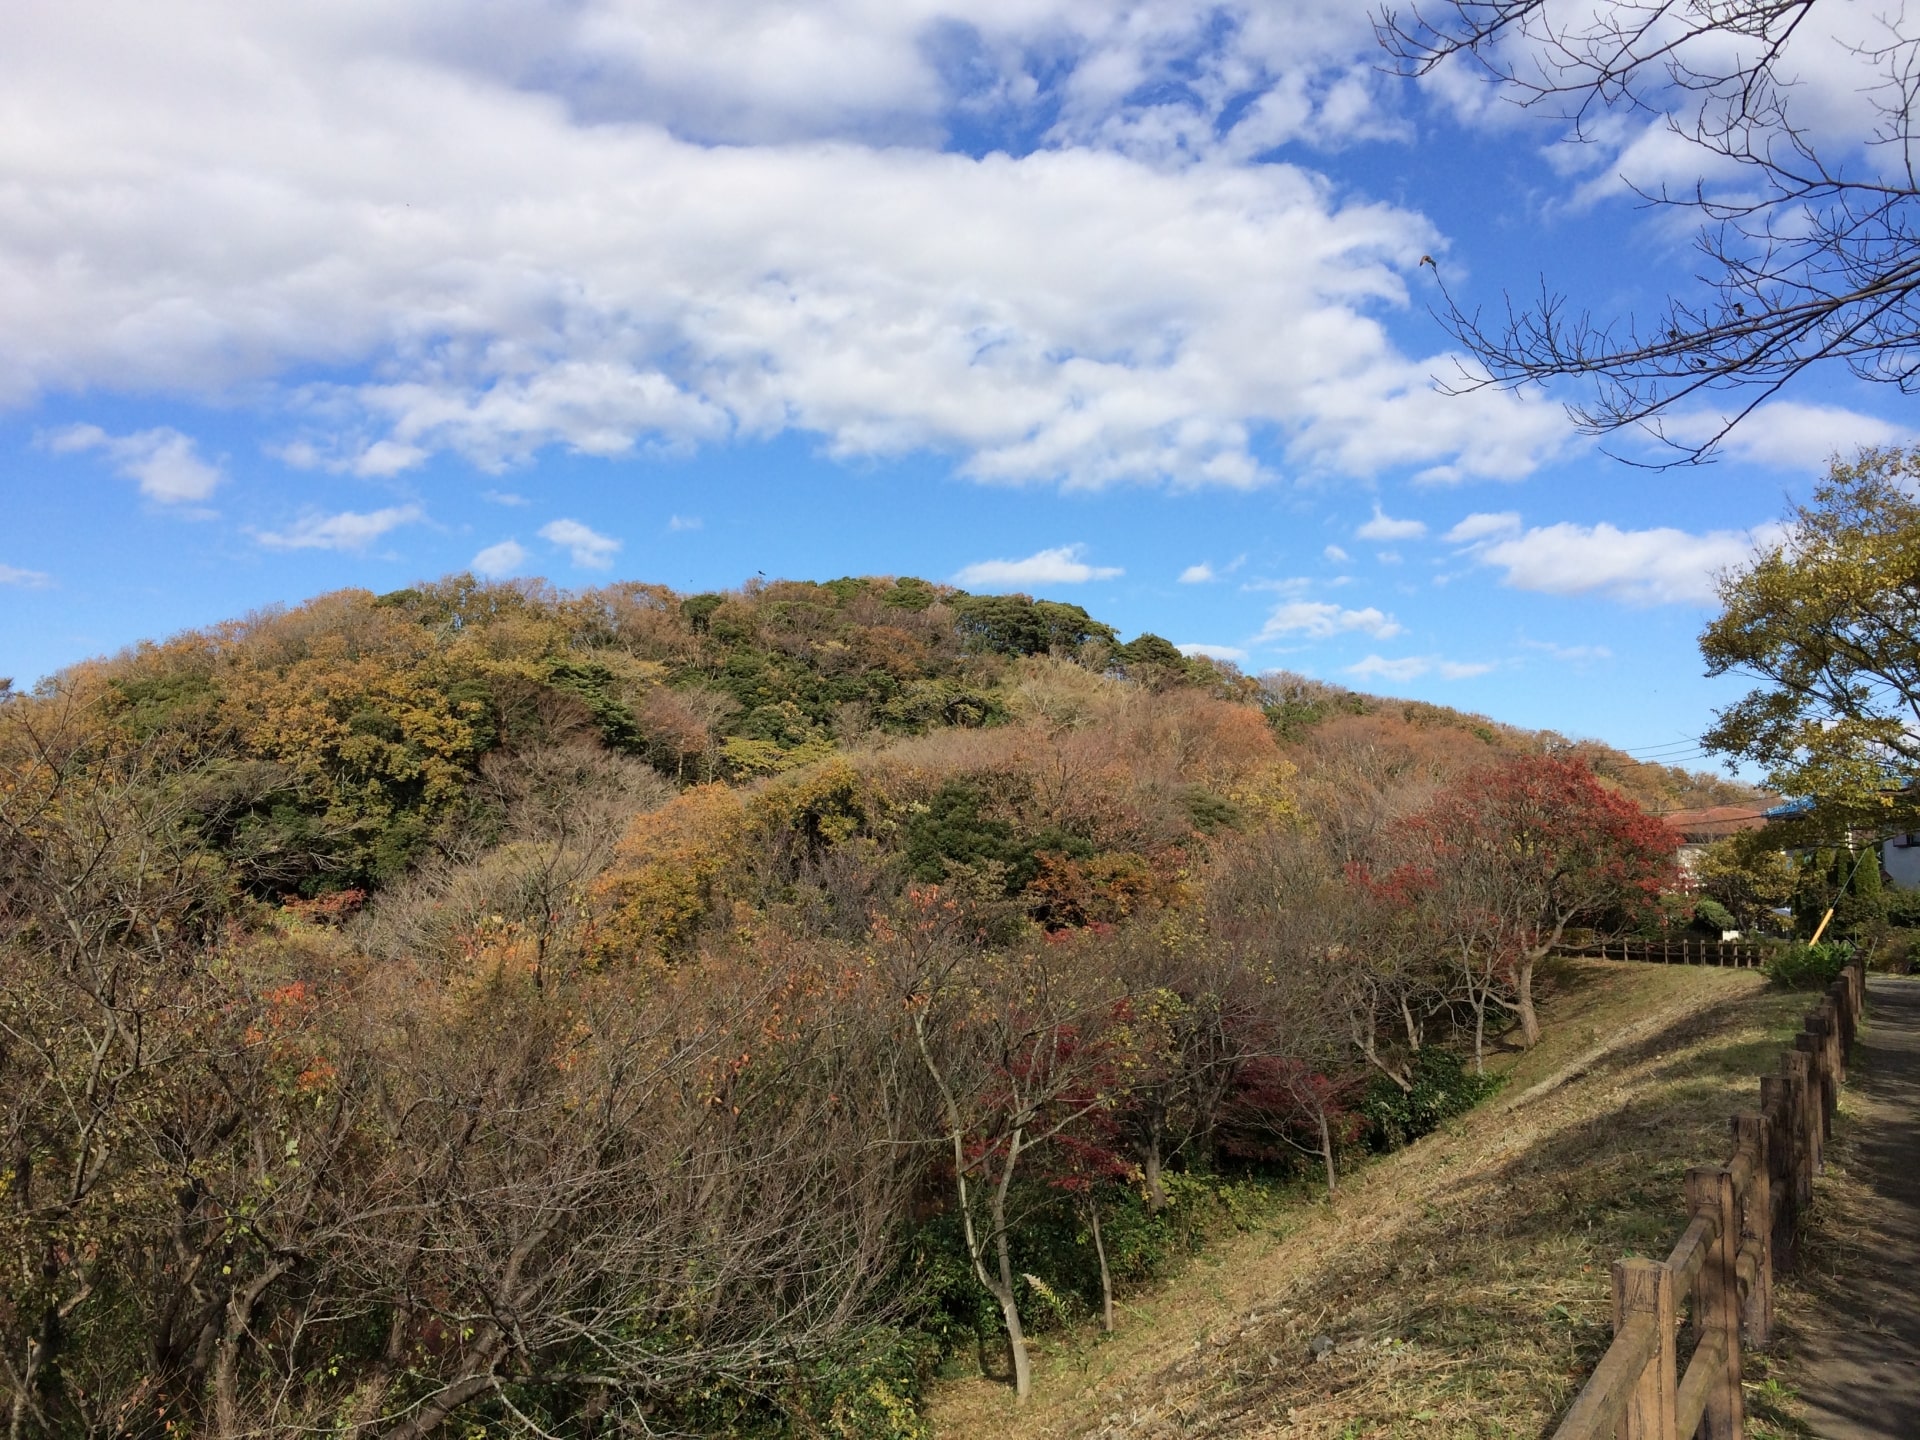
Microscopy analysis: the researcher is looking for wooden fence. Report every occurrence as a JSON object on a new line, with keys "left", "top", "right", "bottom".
{"left": 1556, "top": 940, "right": 1769, "bottom": 969}
{"left": 1549, "top": 962, "right": 1864, "bottom": 1440}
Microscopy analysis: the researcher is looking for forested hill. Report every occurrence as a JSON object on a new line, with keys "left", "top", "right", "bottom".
{"left": 0, "top": 572, "right": 1758, "bottom": 1439}
{"left": 13, "top": 571, "right": 1751, "bottom": 901}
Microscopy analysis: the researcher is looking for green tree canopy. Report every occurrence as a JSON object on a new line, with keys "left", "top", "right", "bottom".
{"left": 1703, "top": 447, "right": 1920, "bottom": 826}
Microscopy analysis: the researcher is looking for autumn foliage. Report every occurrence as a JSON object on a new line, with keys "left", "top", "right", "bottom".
{"left": 0, "top": 571, "right": 1732, "bottom": 1436}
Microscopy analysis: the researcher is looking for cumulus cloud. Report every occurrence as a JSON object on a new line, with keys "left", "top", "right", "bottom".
{"left": 46, "top": 424, "right": 220, "bottom": 504}
{"left": 1432, "top": 3, "right": 1907, "bottom": 210}
{"left": 1355, "top": 505, "right": 1426, "bottom": 541}
{"left": 429, "top": 1, "right": 1391, "bottom": 156}
{"left": 0, "top": 6, "right": 1569, "bottom": 490}
{"left": 1470, "top": 520, "right": 1785, "bottom": 606}
{"left": 1662, "top": 402, "right": 1918, "bottom": 472}
{"left": 1323, "top": 544, "right": 1350, "bottom": 563}
{"left": 0, "top": 563, "right": 51, "bottom": 588}
{"left": 471, "top": 539, "right": 529, "bottom": 578}
{"left": 539, "top": 518, "right": 622, "bottom": 569}
{"left": 1259, "top": 599, "right": 1403, "bottom": 640}
{"left": 1445, "top": 510, "right": 1522, "bottom": 543}
{"left": 954, "top": 544, "right": 1122, "bottom": 589}
{"left": 668, "top": 514, "right": 702, "bottom": 532}
{"left": 254, "top": 504, "right": 426, "bottom": 552}
{"left": 1178, "top": 642, "right": 1249, "bottom": 662}
{"left": 1348, "top": 654, "right": 1493, "bottom": 682}
{"left": 1178, "top": 562, "right": 1217, "bottom": 583}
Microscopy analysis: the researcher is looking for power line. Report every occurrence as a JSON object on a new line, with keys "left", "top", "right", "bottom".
{"left": 1622, "top": 739, "right": 1710, "bottom": 758}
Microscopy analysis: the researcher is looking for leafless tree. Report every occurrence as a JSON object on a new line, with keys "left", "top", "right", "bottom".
{"left": 879, "top": 893, "right": 1119, "bottom": 1401}
{"left": 1378, "top": 0, "right": 1920, "bottom": 460}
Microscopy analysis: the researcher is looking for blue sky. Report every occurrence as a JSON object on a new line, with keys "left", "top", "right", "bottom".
{"left": 2, "top": 1, "right": 1912, "bottom": 770}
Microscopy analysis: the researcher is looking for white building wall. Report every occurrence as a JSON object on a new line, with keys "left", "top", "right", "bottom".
{"left": 1884, "top": 835, "right": 1920, "bottom": 891}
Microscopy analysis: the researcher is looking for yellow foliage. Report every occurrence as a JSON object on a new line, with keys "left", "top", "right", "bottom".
{"left": 744, "top": 756, "right": 870, "bottom": 845}
{"left": 592, "top": 758, "right": 878, "bottom": 962}
{"left": 1225, "top": 758, "right": 1299, "bottom": 826}
{"left": 593, "top": 784, "right": 752, "bottom": 962}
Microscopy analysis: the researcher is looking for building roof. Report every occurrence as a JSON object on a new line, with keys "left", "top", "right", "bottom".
{"left": 1662, "top": 804, "right": 1775, "bottom": 843}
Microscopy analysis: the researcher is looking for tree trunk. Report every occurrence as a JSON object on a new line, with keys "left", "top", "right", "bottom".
{"left": 1141, "top": 1129, "right": 1167, "bottom": 1213}
{"left": 212, "top": 1261, "right": 289, "bottom": 1440}
{"left": 1317, "top": 1108, "right": 1338, "bottom": 1195}
{"left": 377, "top": 1352, "right": 504, "bottom": 1440}
{"left": 1471, "top": 997, "right": 1487, "bottom": 1075}
{"left": 1086, "top": 1200, "right": 1114, "bottom": 1334}
{"left": 992, "top": 1216, "right": 1032, "bottom": 1399}
{"left": 1514, "top": 957, "right": 1541, "bottom": 1049}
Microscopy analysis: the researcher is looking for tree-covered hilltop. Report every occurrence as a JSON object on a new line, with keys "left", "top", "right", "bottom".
{"left": 0, "top": 571, "right": 1755, "bottom": 1438}
{"left": 56, "top": 573, "right": 1217, "bottom": 897}
{"left": 34, "top": 571, "right": 1753, "bottom": 901}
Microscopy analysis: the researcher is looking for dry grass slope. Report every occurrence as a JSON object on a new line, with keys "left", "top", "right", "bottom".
{"left": 927, "top": 959, "right": 1814, "bottom": 1440}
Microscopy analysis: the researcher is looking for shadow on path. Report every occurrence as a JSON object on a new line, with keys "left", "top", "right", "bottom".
{"left": 1787, "top": 976, "right": 1920, "bottom": 1440}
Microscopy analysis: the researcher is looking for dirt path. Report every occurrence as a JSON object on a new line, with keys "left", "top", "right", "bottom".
{"left": 1770, "top": 976, "right": 1920, "bottom": 1440}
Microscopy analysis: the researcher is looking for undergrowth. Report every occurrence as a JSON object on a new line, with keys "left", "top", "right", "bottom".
{"left": 924, "top": 962, "right": 1815, "bottom": 1440}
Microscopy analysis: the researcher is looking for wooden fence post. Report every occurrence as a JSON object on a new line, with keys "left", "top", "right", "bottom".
{"left": 1828, "top": 980, "right": 1854, "bottom": 1072}
{"left": 1686, "top": 1167, "right": 1744, "bottom": 1439}
{"left": 1794, "top": 1023, "right": 1829, "bottom": 1167}
{"left": 1614, "top": 1257, "right": 1678, "bottom": 1440}
{"left": 1822, "top": 992, "right": 1844, "bottom": 1085}
{"left": 1782, "top": 1048, "right": 1816, "bottom": 1207}
{"left": 1731, "top": 1112, "right": 1773, "bottom": 1347}
{"left": 1820, "top": 1001, "right": 1839, "bottom": 1123}
{"left": 1759, "top": 1073, "right": 1795, "bottom": 1261}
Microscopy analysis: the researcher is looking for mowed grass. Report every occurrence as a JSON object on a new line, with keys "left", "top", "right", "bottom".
{"left": 925, "top": 959, "right": 1814, "bottom": 1440}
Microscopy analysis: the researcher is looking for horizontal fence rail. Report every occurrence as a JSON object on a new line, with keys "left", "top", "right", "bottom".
{"left": 1550, "top": 963, "right": 1863, "bottom": 1440}
{"left": 1555, "top": 940, "right": 1769, "bottom": 969}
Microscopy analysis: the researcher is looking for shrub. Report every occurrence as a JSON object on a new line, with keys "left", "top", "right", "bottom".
{"left": 1763, "top": 941, "right": 1852, "bottom": 989}
{"left": 1883, "top": 886, "right": 1920, "bottom": 929}
{"left": 1362, "top": 1047, "right": 1501, "bottom": 1150}
{"left": 1870, "top": 926, "right": 1920, "bottom": 974}
{"left": 1691, "top": 896, "right": 1737, "bottom": 934}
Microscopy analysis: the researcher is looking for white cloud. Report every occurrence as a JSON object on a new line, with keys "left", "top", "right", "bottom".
{"left": 0, "top": 563, "right": 51, "bottom": 588}
{"left": 1323, "top": 544, "right": 1349, "bottom": 563}
{"left": 668, "top": 514, "right": 702, "bottom": 532}
{"left": 539, "top": 518, "right": 622, "bottom": 569}
{"left": 1433, "top": 4, "right": 1907, "bottom": 213}
{"left": 1259, "top": 599, "right": 1403, "bottom": 641}
{"left": 1445, "top": 510, "right": 1522, "bottom": 543}
{"left": 351, "top": 440, "right": 429, "bottom": 478}
{"left": 1178, "top": 642, "right": 1249, "bottom": 662}
{"left": 471, "top": 539, "right": 529, "bottom": 578}
{"left": 254, "top": 504, "right": 426, "bottom": 552}
{"left": 1471, "top": 520, "right": 1785, "bottom": 606}
{"left": 1178, "top": 562, "right": 1216, "bottom": 584}
{"left": 46, "top": 424, "right": 220, "bottom": 504}
{"left": 1355, "top": 504, "right": 1426, "bottom": 541}
{"left": 0, "top": 6, "right": 1570, "bottom": 490}
{"left": 1662, "top": 402, "right": 1917, "bottom": 472}
{"left": 1347, "top": 653, "right": 1492, "bottom": 682}
{"left": 1521, "top": 639, "right": 1613, "bottom": 663}
{"left": 954, "top": 544, "right": 1122, "bottom": 589}
{"left": 483, "top": 489, "right": 528, "bottom": 506}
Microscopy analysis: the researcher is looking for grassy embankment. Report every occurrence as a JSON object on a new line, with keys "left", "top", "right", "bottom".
{"left": 927, "top": 958, "right": 1815, "bottom": 1440}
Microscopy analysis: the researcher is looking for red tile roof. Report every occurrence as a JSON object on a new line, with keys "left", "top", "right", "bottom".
{"left": 1662, "top": 804, "right": 1773, "bottom": 843}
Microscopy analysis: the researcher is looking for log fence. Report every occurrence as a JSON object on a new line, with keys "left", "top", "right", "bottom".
{"left": 1555, "top": 939, "right": 1769, "bottom": 969}
{"left": 1549, "top": 961, "right": 1864, "bottom": 1440}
